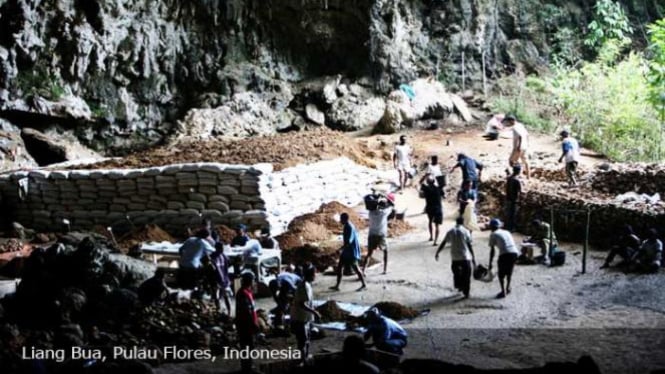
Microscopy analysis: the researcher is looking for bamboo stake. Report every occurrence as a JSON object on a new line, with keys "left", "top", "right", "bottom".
{"left": 583, "top": 208, "right": 590, "bottom": 274}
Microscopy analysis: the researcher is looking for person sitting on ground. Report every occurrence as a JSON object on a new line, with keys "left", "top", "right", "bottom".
{"left": 558, "top": 130, "right": 581, "bottom": 187}
{"left": 630, "top": 228, "right": 662, "bottom": 273}
{"left": 601, "top": 225, "right": 641, "bottom": 269}
{"left": 451, "top": 153, "right": 483, "bottom": 189}
{"left": 177, "top": 229, "right": 215, "bottom": 290}
{"left": 457, "top": 179, "right": 477, "bottom": 217}
{"left": 393, "top": 135, "right": 413, "bottom": 192}
{"left": 435, "top": 216, "right": 477, "bottom": 298}
{"left": 137, "top": 268, "right": 169, "bottom": 305}
{"left": 208, "top": 242, "right": 233, "bottom": 316}
{"left": 269, "top": 264, "right": 302, "bottom": 327}
{"left": 340, "top": 335, "right": 380, "bottom": 374}
{"left": 258, "top": 228, "right": 280, "bottom": 250}
{"left": 364, "top": 193, "right": 394, "bottom": 274}
{"left": 523, "top": 218, "right": 558, "bottom": 266}
{"left": 331, "top": 213, "right": 367, "bottom": 291}
{"left": 363, "top": 307, "right": 408, "bottom": 355}
{"left": 488, "top": 219, "right": 519, "bottom": 299}
{"left": 231, "top": 224, "right": 250, "bottom": 247}
{"left": 420, "top": 176, "right": 443, "bottom": 245}
{"left": 419, "top": 155, "right": 446, "bottom": 197}
{"left": 291, "top": 264, "right": 321, "bottom": 365}
{"left": 483, "top": 113, "right": 505, "bottom": 140}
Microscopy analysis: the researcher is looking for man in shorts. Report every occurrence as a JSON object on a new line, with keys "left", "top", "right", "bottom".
{"left": 502, "top": 115, "right": 530, "bottom": 179}
{"left": 331, "top": 213, "right": 367, "bottom": 291}
{"left": 420, "top": 176, "right": 443, "bottom": 245}
{"left": 364, "top": 193, "right": 394, "bottom": 274}
{"left": 488, "top": 218, "right": 519, "bottom": 298}
{"left": 393, "top": 135, "right": 413, "bottom": 192}
{"left": 558, "top": 130, "right": 580, "bottom": 187}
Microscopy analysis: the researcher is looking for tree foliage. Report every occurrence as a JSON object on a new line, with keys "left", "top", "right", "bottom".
{"left": 584, "top": 0, "right": 633, "bottom": 51}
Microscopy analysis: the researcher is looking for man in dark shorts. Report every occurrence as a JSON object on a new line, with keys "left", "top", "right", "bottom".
{"left": 435, "top": 216, "right": 476, "bottom": 298}
{"left": 488, "top": 219, "right": 519, "bottom": 299}
{"left": 364, "top": 193, "right": 394, "bottom": 274}
{"left": 330, "top": 213, "right": 367, "bottom": 291}
{"left": 420, "top": 176, "right": 443, "bottom": 245}
{"left": 504, "top": 164, "right": 523, "bottom": 232}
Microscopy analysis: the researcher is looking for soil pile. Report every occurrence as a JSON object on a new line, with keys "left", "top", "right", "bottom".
{"left": 76, "top": 129, "right": 377, "bottom": 171}
{"left": 215, "top": 225, "right": 237, "bottom": 244}
{"left": 372, "top": 301, "right": 420, "bottom": 320}
{"left": 316, "top": 300, "right": 350, "bottom": 323}
{"left": 388, "top": 220, "right": 414, "bottom": 237}
{"left": 117, "top": 224, "right": 176, "bottom": 250}
{"left": 281, "top": 244, "right": 340, "bottom": 272}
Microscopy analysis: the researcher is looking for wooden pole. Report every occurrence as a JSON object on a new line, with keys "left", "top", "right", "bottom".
{"left": 482, "top": 49, "right": 487, "bottom": 97}
{"left": 583, "top": 208, "right": 590, "bottom": 274}
{"left": 461, "top": 50, "right": 466, "bottom": 92}
{"left": 549, "top": 206, "right": 554, "bottom": 262}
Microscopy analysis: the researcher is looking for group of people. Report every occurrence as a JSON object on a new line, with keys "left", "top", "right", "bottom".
{"left": 601, "top": 225, "right": 663, "bottom": 273}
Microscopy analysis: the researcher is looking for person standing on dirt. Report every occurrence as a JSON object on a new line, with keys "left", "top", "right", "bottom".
{"left": 393, "top": 135, "right": 413, "bottom": 192}
{"left": 420, "top": 176, "right": 443, "bottom": 245}
{"left": 235, "top": 271, "right": 259, "bottom": 373}
{"left": 209, "top": 242, "right": 233, "bottom": 316}
{"left": 364, "top": 193, "right": 394, "bottom": 274}
{"left": 504, "top": 164, "right": 523, "bottom": 232}
{"left": 558, "top": 130, "right": 580, "bottom": 187}
{"left": 331, "top": 213, "right": 367, "bottom": 291}
{"left": 363, "top": 307, "right": 408, "bottom": 355}
{"left": 488, "top": 219, "right": 519, "bottom": 299}
{"left": 502, "top": 114, "right": 531, "bottom": 179}
{"left": 601, "top": 225, "right": 641, "bottom": 269}
{"left": 457, "top": 179, "right": 477, "bottom": 216}
{"left": 291, "top": 264, "right": 321, "bottom": 365}
{"left": 419, "top": 155, "right": 446, "bottom": 197}
{"left": 451, "top": 153, "right": 483, "bottom": 189}
{"left": 435, "top": 216, "right": 477, "bottom": 298}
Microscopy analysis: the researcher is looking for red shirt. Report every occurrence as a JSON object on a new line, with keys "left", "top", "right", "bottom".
{"left": 235, "top": 287, "right": 258, "bottom": 334}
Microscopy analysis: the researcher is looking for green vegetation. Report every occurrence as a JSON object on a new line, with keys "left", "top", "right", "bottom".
{"left": 491, "top": 0, "right": 665, "bottom": 162}
{"left": 16, "top": 67, "right": 65, "bottom": 101}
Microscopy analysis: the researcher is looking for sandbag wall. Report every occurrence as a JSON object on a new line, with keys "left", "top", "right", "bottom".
{"left": 0, "top": 163, "right": 272, "bottom": 235}
{"left": 480, "top": 180, "right": 665, "bottom": 247}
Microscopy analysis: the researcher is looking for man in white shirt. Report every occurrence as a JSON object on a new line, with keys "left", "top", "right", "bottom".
{"left": 558, "top": 130, "right": 581, "bottom": 187}
{"left": 488, "top": 218, "right": 519, "bottom": 299}
{"left": 502, "top": 115, "right": 531, "bottom": 179}
{"left": 393, "top": 135, "right": 413, "bottom": 192}
{"left": 435, "top": 217, "right": 477, "bottom": 298}
{"left": 363, "top": 193, "right": 394, "bottom": 274}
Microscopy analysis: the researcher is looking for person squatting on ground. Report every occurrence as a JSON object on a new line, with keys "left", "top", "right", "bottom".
{"left": 420, "top": 176, "right": 444, "bottom": 245}
{"left": 269, "top": 265, "right": 302, "bottom": 327}
{"left": 393, "top": 135, "right": 413, "bottom": 192}
{"left": 363, "top": 307, "right": 408, "bottom": 355}
{"left": 340, "top": 335, "right": 380, "bottom": 374}
{"left": 435, "top": 216, "right": 477, "bottom": 298}
{"left": 235, "top": 271, "right": 259, "bottom": 373}
{"left": 488, "top": 219, "right": 519, "bottom": 299}
{"left": 631, "top": 228, "right": 663, "bottom": 273}
{"left": 331, "top": 213, "right": 367, "bottom": 291}
{"left": 502, "top": 114, "right": 531, "bottom": 179}
{"left": 290, "top": 264, "right": 321, "bottom": 365}
{"left": 523, "top": 218, "right": 558, "bottom": 266}
{"left": 601, "top": 225, "right": 641, "bottom": 269}
{"left": 177, "top": 228, "right": 215, "bottom": 290}
{"left": 504, "top": 164, "right": 523, "bottom": 232}
{"left": 451, "top": 153, "right": 483, "bottom": 189}
{"left": 137, "top": 268, "right": 169, "bottom": 305}
{"left": 364, "top": 193, "right": 394, "bottom": 274}
{"left": 558, "top": 130, "right": 581, "bottom": 187}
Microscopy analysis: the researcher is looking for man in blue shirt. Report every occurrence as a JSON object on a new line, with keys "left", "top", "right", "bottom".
{"left": 330, "top": 213, "right": 367, "bottom": 291}
{"left": 364, "top": 308, "right": 407, "bottom": 355}
{"left": 231, "top": 224, "right": 250, "bottom": 247}
{"left": 178, "top": 229, "right": 215, "bottom": 289}
{"left": 451, "top": 153, "right": 483, "bottom": 189}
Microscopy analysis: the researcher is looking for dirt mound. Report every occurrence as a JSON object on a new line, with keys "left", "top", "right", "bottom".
{"left": 388, "top": 220, "right": 414, "bottom": 237}
{"left": 281, "top": 244, "right": 339, "bottom": 272}
{"left": 372, "top": 301, "right": 420, "bottom": 320}
{"left": 76, "top": 129, "right": 377, "bottom": 171}
{"left": 316, "top": 300, "right": 350, "bottom": 323}
{"left": 117, "top": 224, "right": 175, "bottom": 250}
{"left": 215, "top": 225, "right": 237, "bottom": 244}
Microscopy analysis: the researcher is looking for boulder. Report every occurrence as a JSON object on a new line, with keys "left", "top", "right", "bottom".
{"left": 305, "top": 103, "right": 326, "bottom": 125}
{"left": 327, "top": 97, "right": 386, "bottom": 131}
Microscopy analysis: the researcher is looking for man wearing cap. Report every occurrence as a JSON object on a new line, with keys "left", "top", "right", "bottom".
{"left": 435, "top": 216, "right": 477, "bottom": 298}
{"left": 558, "top": 130, "right": 580, "bottom": 187}
{"left": 178, "top": 229, "right": 215, "bottom": 290}
{"left": 331, "top": 213, "right": 367, "bottom": 291}
{"left": 502, "top": 115, "right": 531, "bottom": 179}
{"left": 393, "top": 135, "right": 413, "bottom": 192}
{"left": 488, "top": 219, "right": 519, "bottom": 298}
{"left": 451, "top": 153, "right": 483, "bottom": 189}
{"left": 363, "top": 193, "right": 394, "bottom": 274}
{"left": 235, "top": 271, "right": 259, "bottom": 373}
{"left": 504, "top": 164, "right": 523, "bottom": 232}
{"left": 231, "top": 224, "right": 250, "bottom": 247}
{"left": 364, "top": 308, "right": 408, "bottom": 355}
{"left": 420, "top": 176, "right": 444, "bottom": 245}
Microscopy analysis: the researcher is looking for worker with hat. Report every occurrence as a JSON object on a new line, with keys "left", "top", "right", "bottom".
{"left": 235, "top": 270, "right": 259, "bottom": 373}
{"left": 363, "top": 307, "right": 408, "bottom": 355}
{"left": 558, "top": 130, "right": 580, "bottom": 187}
{"left": 363, "top": 192, "right": 394, "bottom": 275}
{"left": 502, "top": 114, "right": 531, "bottom": 179}
{"left": 488, "top": 219, "right": 519, "bottom": 299}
